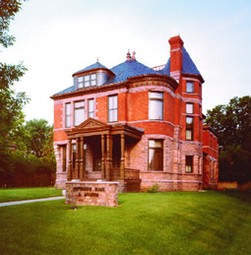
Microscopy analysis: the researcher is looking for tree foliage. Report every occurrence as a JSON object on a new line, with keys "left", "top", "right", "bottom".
{"left": 0, "top": 0, "right": 29, "bottom": 153}
{"left": 0, "top": 1, "right": 55, "bottom": 187}
{"left": 23, "top": 119, "right": 53, "bottom": 158}
{"left": 206, "top": 96, "right": 251, "bottom": 183}
{"left": 0, "top": 0, "right": 22, "bottom": 48}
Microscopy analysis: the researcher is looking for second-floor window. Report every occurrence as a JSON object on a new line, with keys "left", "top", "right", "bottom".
{"left": 88, "top": 99, "right": 95, "bottom": 118}
{"left": 108, "top": 95, "right": 118, "bottom": 122}
{"left": 74, "top": 101, "right": 85, "bottom": 126}
{"left": 149, "top": 92, "right": 163, "bottom": 120}
{"left": 65, "top": 103, "right": 71, "bottom": 128}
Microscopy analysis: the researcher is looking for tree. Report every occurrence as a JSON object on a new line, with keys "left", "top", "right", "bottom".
{"left": 24, "top": 119, "right": 54, "bottom": 158}
{"left": 0, "top": 0, "right": 29, "bottom": 155}
{"left": 0, "top": 119, "right": 56, "bottom": 187}
{"left": 206, "top": 96, "right": 251, "bottom": 183}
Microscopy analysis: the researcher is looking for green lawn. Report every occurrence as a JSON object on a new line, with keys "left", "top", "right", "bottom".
{"left": 0, "top": 191, "right": 250, "bottom": 255}
{"left": 0, "top": 187, "right": 62, "bottom": 202}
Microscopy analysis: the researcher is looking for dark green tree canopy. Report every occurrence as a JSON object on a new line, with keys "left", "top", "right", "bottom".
{"left": 24, "top": 119, "right": 53, "bottom": 158}
{"left": 206, "top": 96, "right": 251, "bottom": 183}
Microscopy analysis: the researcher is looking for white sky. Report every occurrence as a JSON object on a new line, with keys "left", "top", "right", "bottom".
{"left": 1, "top": 0, "right": 251, "bottom": 124}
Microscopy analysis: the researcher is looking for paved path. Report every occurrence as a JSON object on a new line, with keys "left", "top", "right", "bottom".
{"left": 0, "top": 196, "right": 65, "bottom": 207}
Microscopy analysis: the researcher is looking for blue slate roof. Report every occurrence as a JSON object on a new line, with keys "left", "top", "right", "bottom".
{"left": 108, "top": 59, "right": 159, "bottom": 84}
{"left": 53, "top": 85, "right": 74, "bottom": 97}
{"left": 160, "top": 47, "right": 201, "bottom": 76}
{"left": 73, "top": 61, "right": 110, "bottom": 76}
{"left": 53, "top": 47, "right": 202, "bottom": 97}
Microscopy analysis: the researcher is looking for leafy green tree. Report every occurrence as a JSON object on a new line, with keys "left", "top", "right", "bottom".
{"left": 206, "top": 96, "right": 251, "bottom": 183}
{"left": 24, "top": 119, "right": 54, "bottom": 158}
{"left": 0, "top": 0, "right": 29, "bottom": 155}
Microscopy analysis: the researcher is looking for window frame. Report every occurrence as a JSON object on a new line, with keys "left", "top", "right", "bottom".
{"left": 76, "top": 73, "right": 97, "bottom": 89}
{"left": 149, "top": 91, "right": 164, "bottom": 120}
{"left": 65, "top": 102, "right": 71, "bottom": 128}
{"left": 148, "top": 139, "right": 163, "bottom": 171}
{"left": 74, "top": 100, "right": 85, "bottom": 126}
{"left": 108, "top": 95, "right": 118, "bottom": 122}
{"left": 185, "top": 156, "right": 193, "bottom": 173}
{"left": 186, "top": 103, "right": 194, "bottom": 114}
{"left": 88, "top": 98, "right": 95, "bottom": 118}
{"left": 186, "top": 81, "right": 194, "bottom": 93}
{"left": 62, "top": 145, "right": 67, "bottom": 172}
{"left": 186, "top": 116, "right": 194, "bottom": 140}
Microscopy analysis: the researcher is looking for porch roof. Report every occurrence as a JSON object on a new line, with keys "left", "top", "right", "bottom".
{"left": 65, "top": 118, "right": 144, "bottom": 140}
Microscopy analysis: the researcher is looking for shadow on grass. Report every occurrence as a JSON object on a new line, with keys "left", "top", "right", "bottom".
{"left": 218, "top": 190, "right": 251, "bottom": 203}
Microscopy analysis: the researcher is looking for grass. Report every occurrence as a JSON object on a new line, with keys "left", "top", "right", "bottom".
{"left": 0, "top": 187, "right": 62, "bottom": 202}
{"left": 0, "top": 191, "right": 250, "bottom": 255}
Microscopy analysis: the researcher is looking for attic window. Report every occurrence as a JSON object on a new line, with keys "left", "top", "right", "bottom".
{"left": 77, "top": 73, "right": 97, "bottom": 88}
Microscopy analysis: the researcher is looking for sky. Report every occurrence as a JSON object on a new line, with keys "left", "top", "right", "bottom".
{"left": 2, "top": 0, "right": 251, "bottom": 124}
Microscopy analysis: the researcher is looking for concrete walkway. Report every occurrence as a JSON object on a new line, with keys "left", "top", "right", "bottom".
{"left": 0, "top": 196, "right": 65, "bottom": 207}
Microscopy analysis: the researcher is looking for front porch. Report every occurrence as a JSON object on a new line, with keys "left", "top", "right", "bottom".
{"left": 65, "top": 118, "right": 143, "bottom": 192}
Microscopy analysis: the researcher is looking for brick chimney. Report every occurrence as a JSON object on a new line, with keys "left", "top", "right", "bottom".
{"left": 168, "top": 35, "right": 184, "bottom": 80}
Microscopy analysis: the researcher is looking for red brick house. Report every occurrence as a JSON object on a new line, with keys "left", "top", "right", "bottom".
{"left": 51, "top": 35, "right": 218, "bottom": 191}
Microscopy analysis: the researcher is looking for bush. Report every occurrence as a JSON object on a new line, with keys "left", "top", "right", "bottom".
{"left": 147, "top": 183, "right": 160, "bottom": 193}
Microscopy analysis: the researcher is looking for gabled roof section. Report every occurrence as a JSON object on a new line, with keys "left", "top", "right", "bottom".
{"left": 72, "top": 61, "right": 113, "bottom": 76}
{"left": 66, "top": 118, "right": 111, "bottom": 138}
{"left": 108, "top": 59, "right": 159, "bottom": 84}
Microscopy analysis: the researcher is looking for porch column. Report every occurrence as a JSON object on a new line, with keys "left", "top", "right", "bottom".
{"left": 75, "top": 138, "right": 80, "bottom": 179}
{"left": 106, "top": 134, "right": 112, "bottom": 181}
{"left": 120, "top": 134, "right": 125, "bottom": 180}
{"left": 101, "top": 134, "right": 105, "bottom": 179}
{"left": 79, "top": 137, "right": 84, "bottom": 180}
{"left": 67, "top": 139, "right": 72, "bottom": 181}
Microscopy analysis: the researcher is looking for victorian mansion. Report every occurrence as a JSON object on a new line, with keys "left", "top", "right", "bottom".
{"left": 51, "top": 35, "right": 218, "bottom": 192}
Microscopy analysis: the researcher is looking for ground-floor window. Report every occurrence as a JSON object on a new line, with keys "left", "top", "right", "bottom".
{"left": 148, "top": 139, "right": 163, "bottom": 171}
{"left": 62, "top": 145, "right": 67, "bottom": 172}
{"left": 185, "top": 156, "right": 193, "bottom": 173}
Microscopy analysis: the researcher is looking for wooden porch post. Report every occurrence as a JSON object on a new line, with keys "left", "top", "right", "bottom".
{"left": 67, "top": 139, "right": 72, "bottom": 181}
{"left": 101, "top": 134, "right": 105, "bottom": 179}
{"left": 75, "top": 138, "right": 80, "bottom": 179}
{"left": 106, "top": 134, "right": 112, "bottom": 181}
{"left": 79, "top": 137, "right": 84, "bottom": 180}
{"left": 120, "top": 134, "right": 125, "bottom": 180}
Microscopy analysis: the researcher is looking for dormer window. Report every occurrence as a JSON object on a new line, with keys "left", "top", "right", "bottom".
{"left": 76, "top": 73, "right": 97, "bottom": 89}
{"left": 85, "top": 73, "right": 97, "bottom": 86}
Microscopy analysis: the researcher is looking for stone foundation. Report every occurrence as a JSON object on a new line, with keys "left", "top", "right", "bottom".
{"left": 65, "top": 181, "right": 119, "bottom": 207}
